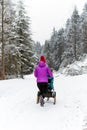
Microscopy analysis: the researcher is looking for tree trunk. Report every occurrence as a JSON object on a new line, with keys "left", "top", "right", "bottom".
{"left": 1, "top": 0, "right": 5, "bottom": 80}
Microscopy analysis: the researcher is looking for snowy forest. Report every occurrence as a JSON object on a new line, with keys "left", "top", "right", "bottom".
{"left": 0, "top": 0, "right": 35, "bottom": 79}
{"left": 35, "top": 3, "right": 87, "bottom": 71}
{"left": 0, "top": 0, "right": 87, "bottom": 80}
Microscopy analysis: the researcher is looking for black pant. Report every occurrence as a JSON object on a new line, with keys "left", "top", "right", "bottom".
{"left": 37, "top": 82, "right": 48, "bottom": 98}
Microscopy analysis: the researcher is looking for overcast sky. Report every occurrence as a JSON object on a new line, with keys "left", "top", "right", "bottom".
{"left": 23, "top": 0, "right": 87, "bottom": 44}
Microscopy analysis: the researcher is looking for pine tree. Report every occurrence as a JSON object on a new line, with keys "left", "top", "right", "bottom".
{"left": 80, "top": 3, "right": 87, "bottom": 54}
{"left": 1, "top": 0, "right": 5, "bottom": 79}
{"left": 53, "top": 28, "right": 64, "bottom": 70}
{"left": 62, "top": 18, "right": 74, "bottom": 67}
{"left": 4, "top": 0, "right": 18, "bottom": 77}
{"left": 43, "top": 40, "right": 52, "bottom": 67}
{"left": 71, "top": 7, "right": 80, "bottom": 60}
{"left": 34, "top": 41, "right": 42, "bottom": 56}
{"left": 16, "top": 0, "right": 34, "bottom": 78}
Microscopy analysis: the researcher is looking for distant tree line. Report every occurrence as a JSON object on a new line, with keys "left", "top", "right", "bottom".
{"left": 34, "top": 3, "right": 87, "bottom": 71}
{"left": 0, "top": 0, "right": 36, "bottom": 79}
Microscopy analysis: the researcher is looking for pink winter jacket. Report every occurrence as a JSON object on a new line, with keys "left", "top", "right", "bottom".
{"left": 34, "top": 61, "right": 53, "bottom": 83}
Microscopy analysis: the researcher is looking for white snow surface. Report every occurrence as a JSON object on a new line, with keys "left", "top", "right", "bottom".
{"left": 0, "top": 73, "right": 87, "bottom": 130}
{"left": 1, "top": 55, "right": 87, "bottom": 130}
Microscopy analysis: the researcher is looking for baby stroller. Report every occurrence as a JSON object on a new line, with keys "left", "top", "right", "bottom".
{"left": 36, "top": 77, "right": 56, "bottom": 106}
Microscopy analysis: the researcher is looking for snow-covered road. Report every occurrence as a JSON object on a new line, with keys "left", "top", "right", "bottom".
{"left": 0, "top": 74, "right": 87, "bottom": 130}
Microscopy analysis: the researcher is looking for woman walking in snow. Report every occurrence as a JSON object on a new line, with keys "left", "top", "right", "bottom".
{"left": 34, "top": 55, "right": 53, "bottom": 105}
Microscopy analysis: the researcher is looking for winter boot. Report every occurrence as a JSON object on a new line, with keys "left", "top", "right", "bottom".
{"left": 39, "top": 95, "right": 44, "bottom": 107}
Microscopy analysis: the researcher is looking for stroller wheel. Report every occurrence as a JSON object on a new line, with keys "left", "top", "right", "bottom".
{"left": 53, "top": 96, "right": 56, "bottom": 104}
{"left": 52, "top": 91, "right": 56, "bottom": 97}
{"left": 36, "top": 95, "right": 39, "bottom": 104}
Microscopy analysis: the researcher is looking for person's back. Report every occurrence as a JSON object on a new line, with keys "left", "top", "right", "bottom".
{"left": 34, "top": 61, "right": 53, "bottom": 83}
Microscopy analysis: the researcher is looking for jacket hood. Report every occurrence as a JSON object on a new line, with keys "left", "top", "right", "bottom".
{"left": 40, "top": 55, "right": 46, "bottom": 63}
{"left": 38, "top": 61, "right": 46, "bottom": 67}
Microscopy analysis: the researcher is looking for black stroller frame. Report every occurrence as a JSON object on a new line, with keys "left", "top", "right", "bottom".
{"left": 36, "top": 88, "right": 56, "bottom": 105}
